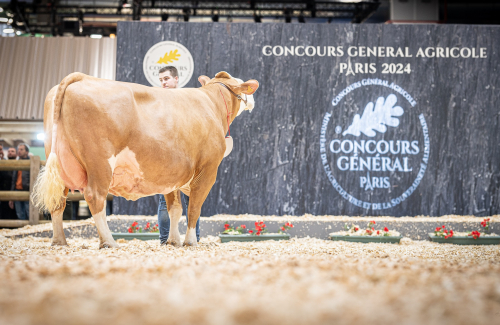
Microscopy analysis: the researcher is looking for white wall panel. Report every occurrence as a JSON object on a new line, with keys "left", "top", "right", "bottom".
{"left": 0, "top": 37, "right": 116, "bottom": 120}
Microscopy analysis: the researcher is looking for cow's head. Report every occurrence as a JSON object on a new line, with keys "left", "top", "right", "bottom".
{"left": 198, "top": 71, "right": 259, "bottom": 116}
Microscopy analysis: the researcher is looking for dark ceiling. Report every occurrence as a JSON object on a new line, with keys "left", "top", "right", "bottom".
{"left": 1, "top": 0, "right": 499, "bottom": 37}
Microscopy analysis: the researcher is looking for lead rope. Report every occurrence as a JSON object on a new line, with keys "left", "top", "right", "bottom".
{"left": 218, "top": 88, "right": 231, "bottom": 137}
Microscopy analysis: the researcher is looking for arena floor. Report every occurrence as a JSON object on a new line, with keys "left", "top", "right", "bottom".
{"left": 0, "top": 234, "right": 499, "bottom": 325}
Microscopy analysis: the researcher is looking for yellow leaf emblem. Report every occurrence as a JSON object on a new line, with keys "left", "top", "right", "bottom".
{"left": 157, "top": 49, "right": 181, "bottom": 64}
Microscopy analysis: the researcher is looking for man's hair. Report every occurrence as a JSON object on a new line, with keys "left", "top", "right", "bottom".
{"left": 159, "top": 66, "right": 178, "bottom": 78}
{"left": 18, "top": 143, "right": 30, "bottom": 152}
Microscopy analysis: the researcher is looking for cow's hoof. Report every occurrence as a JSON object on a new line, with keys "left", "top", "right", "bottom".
{"left": 51, "top": 240, "right": 68, "bottom": 246}
{"left": 166, "top": 240, "right": 181, "bottom": 247}
{"left": 100, "top": 242, "right": 120, "bottom": 249}
{"left": 183, "top": 241, "right": 198, "bottom": 247}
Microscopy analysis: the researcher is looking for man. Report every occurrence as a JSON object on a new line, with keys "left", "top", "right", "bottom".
{"left": 6, "top": 147, "right": 17, "bottom": 161}
{"left": 0, "top": 147, "right": 18, "bottom": 219}
{"left": 157, "top": 66, "right": 200, "bottom": 245}
{"left": 10, "top": 143, "right": 30, "bottom": 220}
{"left": 159, "top": 66, "right": 179, "bottom": 89}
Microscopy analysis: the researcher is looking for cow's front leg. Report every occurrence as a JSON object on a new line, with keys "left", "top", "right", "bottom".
{"left": 165, "top": 191, "right": 183, "bottom": 247}
{"left": 183, "top": 169, "right": 217, "bottom": 247}
{"left": 85, "top": 186, "right": 119, "bottom": 249}
{"left": 184, "top": 226, "right": 198, "bottom": 246}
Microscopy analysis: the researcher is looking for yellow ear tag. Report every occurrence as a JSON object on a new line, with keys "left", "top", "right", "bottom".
{"left": 248, "top": 86, "right": 253, "bottom": 92}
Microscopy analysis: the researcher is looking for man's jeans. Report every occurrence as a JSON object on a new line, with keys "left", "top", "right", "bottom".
{"left": 15, "top": 201, "right": 29, "bottom": 220}
{"left": 158, "top": 193, "right": 200, "bottom": 243}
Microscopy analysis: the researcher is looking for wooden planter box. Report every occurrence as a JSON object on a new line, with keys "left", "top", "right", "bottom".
{"left": 219, "top": 233, "right": 290, "bottom": 243}
{"left": 428, "top": 234, "right": 500, "bottom": 245}
{"left": 330, "top": 235, "right": 402, "bottom": 244}
{"left": 112, "top": 233, "right": 159, "bottom": 241}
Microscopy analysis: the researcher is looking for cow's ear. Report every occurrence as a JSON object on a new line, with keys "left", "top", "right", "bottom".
{"left": 215, "top": 71, "right": 232, "bottom": 79}
{"left": 238, "top": 80, "right": 259, "bottom": 95}
{"left": 198, "top": 75, "right": 210, "bottom": 86}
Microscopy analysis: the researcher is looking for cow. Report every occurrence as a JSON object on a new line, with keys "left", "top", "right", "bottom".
{"left": 31, "top": 71, "right": 259, "bottom": 248}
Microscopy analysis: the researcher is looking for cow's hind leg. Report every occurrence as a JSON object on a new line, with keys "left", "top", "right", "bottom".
{"left": 85, "top": 181, "right": 118, "bottom": 249}
{"left": 50, "top": 188, "right": 70, "bottom": 246}
{"left": 165, "top": 190, "right": 183, "bottom": 247}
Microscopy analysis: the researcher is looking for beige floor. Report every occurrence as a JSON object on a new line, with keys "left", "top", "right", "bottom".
{"left": 0, "top": 235, "right": 499, "bottom": 325}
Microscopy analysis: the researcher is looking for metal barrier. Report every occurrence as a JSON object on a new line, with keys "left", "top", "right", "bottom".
{"left": 0, "top": 158, "right": 112, "bottom": 228}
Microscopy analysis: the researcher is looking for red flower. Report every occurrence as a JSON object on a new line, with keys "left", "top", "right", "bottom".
{"left": 255, "top": 222, "right": 259, "bottom": 227}
{"left": 377, "top": 230, "right": 380, "bottom": 235}
{"left": 468, "top": 231, "right": 481, "bottom": 239}
{"left": 384, "top": 227, "right": 389, "bottom": 232}
{"left": 128, "top": 228, "right": 133, "bottom": 233}
{"left": 435, "top": 227, "right": 441, "bottom": 232}
{"left": 256, "top": 231, "right": 261, "bottom": 236}
{"left": 281, "top": 227, "right": 285, "bottom": 231}
{"left": 290, "top": 224, "right": 294, "bottom": 228}
{"left": 370, "top": 220, "right": 376, "bottom": 225}
{"left": 131, "top": 222, "right": 138, "bottom": 227}
{"left": 354, "top": 227, "right": 359, "bottom": 231}
{"left": 249, "top": 230, "right": 254, "bottom": 234}
{"left": 241, "top": 225, "right": 246, "bottom": 229}
{"left": 371, "top": 227, "right": 375, "bottom": 231}
{"left": 442, "top": 225, "right": 445, "bottom": 228}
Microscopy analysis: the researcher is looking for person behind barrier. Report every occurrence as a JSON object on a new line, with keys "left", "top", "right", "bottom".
{"left": 157, "top": 66, "right": 200, "bottom": 245}
{"left": 0, "top": 147, "right": 18, "bottom": 219}
{"left": 7, "top": 147, "right": 17, "bottom": 160}
{"left": 11, "top": 143, "right": 30, "bottom": 220}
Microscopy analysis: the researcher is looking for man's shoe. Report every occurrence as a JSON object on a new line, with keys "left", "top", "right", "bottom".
{"left": 160, "top": 241, "right": 168, "bottom": 246}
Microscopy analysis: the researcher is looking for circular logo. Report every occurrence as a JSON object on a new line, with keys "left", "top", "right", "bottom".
{"left": 143, "top": 41, "right": 194, "bottom": 88}
{"left": 320, "top": 79, "right": 430, "bottom": 211}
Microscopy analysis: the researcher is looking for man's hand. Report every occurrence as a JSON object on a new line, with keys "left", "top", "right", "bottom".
{"left": 9, "top": 201, "right": 14, "bottom": 209}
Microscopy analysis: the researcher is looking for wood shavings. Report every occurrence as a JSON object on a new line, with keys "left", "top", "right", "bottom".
{"left": 0, "top": 235, "right": 499, "bottom": 325}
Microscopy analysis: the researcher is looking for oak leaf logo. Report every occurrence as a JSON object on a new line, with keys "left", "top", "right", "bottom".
{"left": 343, "top": 94, "right": 404, "bottom": 137}
{"left": 157, "top": 49, "right": 181, "bottom": 64}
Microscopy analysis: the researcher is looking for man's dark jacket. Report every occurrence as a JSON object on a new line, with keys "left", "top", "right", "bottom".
{"left": 11, "top": 156, "right": 30, "bottom": 191}
{"left": 0, "top": 160, "right": 13, "bottom": 191}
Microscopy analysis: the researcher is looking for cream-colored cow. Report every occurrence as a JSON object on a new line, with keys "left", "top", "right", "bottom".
{"left": 32, "top": 71, "right": 259, "bottom": 248}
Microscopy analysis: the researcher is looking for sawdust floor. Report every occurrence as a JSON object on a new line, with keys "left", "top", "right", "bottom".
{"left": 0, "top": 235, "right": 499, "bottom": 325}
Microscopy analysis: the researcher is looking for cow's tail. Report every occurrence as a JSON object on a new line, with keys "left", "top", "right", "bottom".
{"left": 53, "top": 72, "right": 85, "bottom": 123}
{"left": 31, "top": 153, "right": 66, "bottom": 212}
{"left": 31, "top": 73, "right": 85, "bottom": 212}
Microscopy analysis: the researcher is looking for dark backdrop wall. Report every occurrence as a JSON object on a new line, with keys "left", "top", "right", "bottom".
{"left": 114, "top": 22, "right": 500, "bottom": 217}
